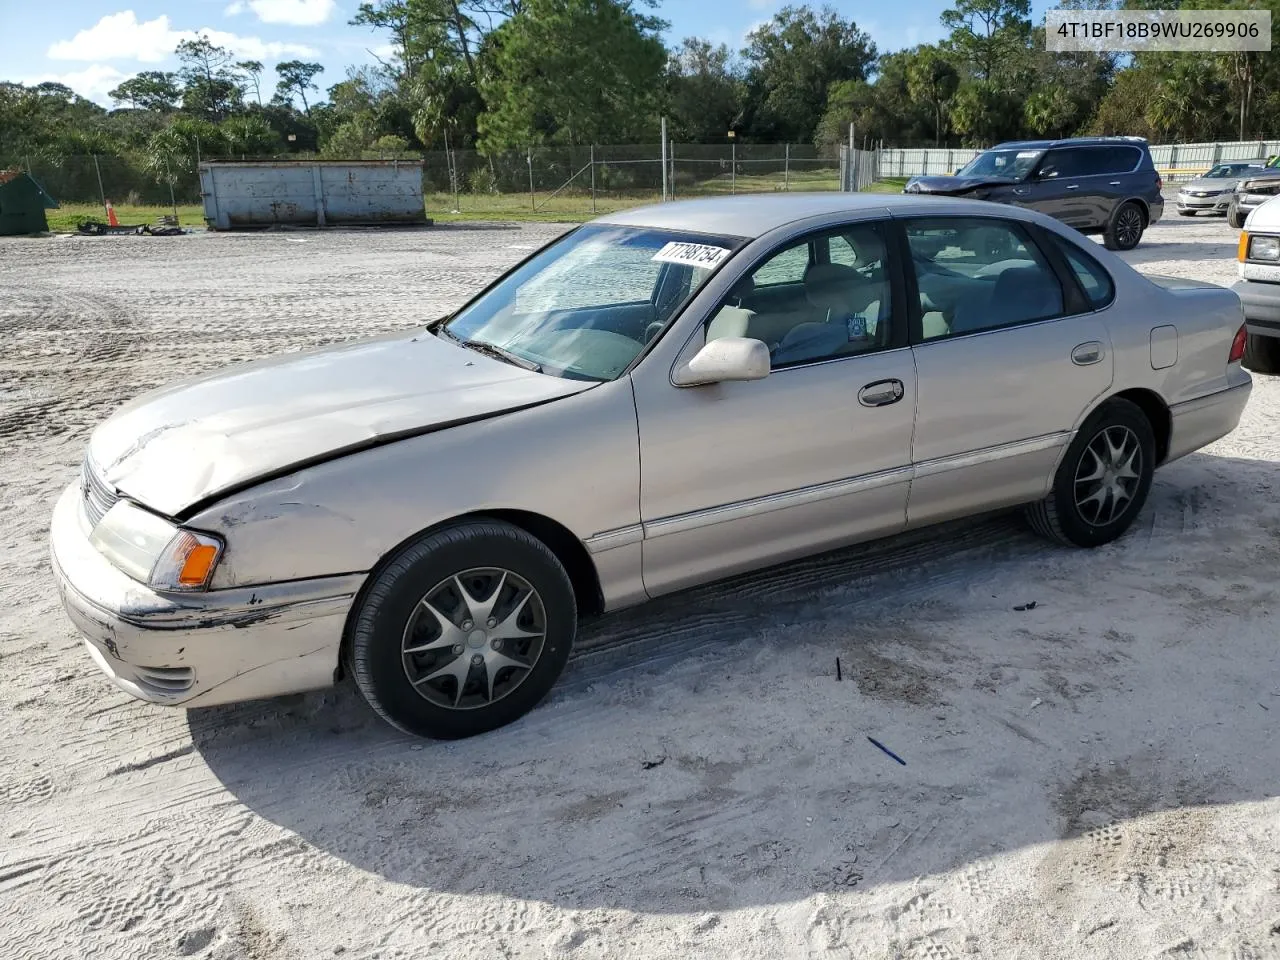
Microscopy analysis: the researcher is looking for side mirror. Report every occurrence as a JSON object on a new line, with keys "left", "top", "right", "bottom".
{"left": 673, "top": 337, "right": 771, "bottom": 387}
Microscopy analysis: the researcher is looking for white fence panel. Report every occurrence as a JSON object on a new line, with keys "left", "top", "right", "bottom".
{"left": 880, "top": 139, "right": 1280, "bottom": 182}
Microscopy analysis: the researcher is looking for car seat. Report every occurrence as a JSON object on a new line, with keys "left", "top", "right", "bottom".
{"left": 950, "top": 266, "right": 1062, "bottom": 335}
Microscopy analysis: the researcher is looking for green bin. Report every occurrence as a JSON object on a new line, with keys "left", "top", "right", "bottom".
{"left": 0, "top": 169, "right": 58, "bottom": 236}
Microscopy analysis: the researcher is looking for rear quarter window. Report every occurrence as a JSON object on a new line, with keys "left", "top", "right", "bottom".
{"left": 1048, "top": 234, "right": 1115, "bottom": 308}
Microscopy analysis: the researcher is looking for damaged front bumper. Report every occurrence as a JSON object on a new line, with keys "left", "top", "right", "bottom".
{"left": 49, "top": 482, "right": 363, "bottom": 708}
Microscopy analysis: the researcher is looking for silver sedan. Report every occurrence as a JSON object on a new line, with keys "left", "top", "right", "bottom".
{"left": 50, "top": 194, "right": 1253, "bottom": 739}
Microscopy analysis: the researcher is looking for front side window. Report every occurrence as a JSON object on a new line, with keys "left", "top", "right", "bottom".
{"left": 906, "top": 218, "right": 1065, "bottom": 340}
{"left": 957, "top": 148, "right": 1043, "bottom": 180}
{"left": 441, "top": 225, "right": 744, "bottom": 381}
{"left": 704, "top": 223, "right": 895, "bottom": 368}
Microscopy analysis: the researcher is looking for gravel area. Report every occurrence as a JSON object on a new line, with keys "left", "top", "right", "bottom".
{"left": 2, "top": 211, "right": 1278, "bottom": 960}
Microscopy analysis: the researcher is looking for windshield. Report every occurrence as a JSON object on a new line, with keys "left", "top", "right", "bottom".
{"left": 956, "top": 148, "right": 1043, "bottom": 180}
{"left": 1206, "top": 162, "right": 1265, "bottom": 178}
{"left": 440, "top": 224, "right": 743, "bottom": 381}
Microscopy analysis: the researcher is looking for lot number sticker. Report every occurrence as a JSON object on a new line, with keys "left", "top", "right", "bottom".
{"left": 652, "top": 241, "right": 731, "bottom": 269}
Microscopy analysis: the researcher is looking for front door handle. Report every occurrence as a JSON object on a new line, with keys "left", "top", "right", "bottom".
{"left": 1072, "top": 341, "right": 1105, "bottom": 365}
{"left": 859, "top": 378, "right": 905, "bottom": 407}
{"left": 1066, "top": 184, "right": 1080, "bottom": 190}
{"left": 1109, "top": 180, "right": 1121, "bottom": 186}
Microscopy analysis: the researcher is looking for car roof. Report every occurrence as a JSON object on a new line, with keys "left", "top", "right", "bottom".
{"left": 990, "top": 137, "right": 1150, "bottom": 151}
{"left": 593, "top": 192, "right": 1018, "bottom": 241}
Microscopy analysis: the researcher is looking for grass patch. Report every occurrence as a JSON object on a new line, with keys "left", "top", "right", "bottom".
{"left": 861, "top": 178, "right": 909, "bottom": 194}
{"left": 46, "top": 202, "right": 206, "bottom": 232}
{"left": 40, "top": 179, "right": 910, "bottom": 230}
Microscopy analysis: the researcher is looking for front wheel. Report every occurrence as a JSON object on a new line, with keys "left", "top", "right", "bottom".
{"left": 1228, "top": 203, "right": 1246, "bottom": 229}
{"left": 348, "top": 520, "right": 577, "bottom": 739}
{"left": 1103, "top": 202, "right": 1145, "bottom": 250}
{"left": 1026, "top": 398, "right": 1156, "bottom": 548}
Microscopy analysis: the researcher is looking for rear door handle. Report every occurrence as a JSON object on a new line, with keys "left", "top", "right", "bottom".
{"left": 1109, "top": 180, "right": 1121, "bottom": 186}
{"left": 1066, "top": 184, "right": 1080, "bottom": 190}
{"left": 1072, "top": 341, "right": 1104, "bottom": 365}
{"left": 859, "top": 379, "right": 905, "bottom": 407}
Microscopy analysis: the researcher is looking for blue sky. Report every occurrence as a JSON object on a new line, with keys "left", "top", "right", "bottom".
{"left": 0, "top": 0, "right": 1055, "bottom": 107}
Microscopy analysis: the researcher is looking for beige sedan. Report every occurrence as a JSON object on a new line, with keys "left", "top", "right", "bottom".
{"left": 50, "top": 193, "right": 1252, "bottom": 739}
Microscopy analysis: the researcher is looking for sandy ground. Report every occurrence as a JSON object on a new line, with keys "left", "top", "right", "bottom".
{"left": 2, "top": 210, "right": 1278, "bottom": 960}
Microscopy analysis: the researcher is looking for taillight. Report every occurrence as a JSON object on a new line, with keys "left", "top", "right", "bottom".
{"left": 1229, "top": 323, "right": 1247, "bottom": 363}
{"left": 1156, "top": 175, "right": 1163, "bottom": 191}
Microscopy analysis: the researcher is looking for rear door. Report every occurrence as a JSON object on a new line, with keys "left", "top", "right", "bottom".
{"left": 899, "top": 215, "right": 1114, "bottom": 527}
{"left": 1090, "top": 145, "right": 1146, "bottom": 228}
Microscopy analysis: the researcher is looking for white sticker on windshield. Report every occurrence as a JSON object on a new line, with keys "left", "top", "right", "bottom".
{"left": 1016, "top": 151, "right": 1040, "bottom": 158}
{"left": 652, "top": 241, "right": 731, "bottom": 269}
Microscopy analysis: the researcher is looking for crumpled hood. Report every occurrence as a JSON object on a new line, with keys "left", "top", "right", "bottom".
{"left": 905, "top": 175, "right": 1015, "bottom": 195}
{"left": 89, "top": 329, "right": 595, "bottom": 517}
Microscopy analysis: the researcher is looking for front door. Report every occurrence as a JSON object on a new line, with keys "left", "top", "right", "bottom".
{"left": 900, "top": 215, "right": 1114, "bottom": 527}
{"left": 631, "top": 221, "right": 918, "bottom": 597}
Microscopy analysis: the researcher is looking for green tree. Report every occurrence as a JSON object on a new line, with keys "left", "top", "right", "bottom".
{"left": 275, "top": 61, "right": 325, "bottom": 115}
{"left": 477, "top": 0, "right": 667, "bottom": 150}
{"left": 175, "top": 36, "right": 244, "bottom": 120}
{"left": 742, "top": 5, "right": 876, "bottom": 143}
{"left": 665, "top": 38, "right": 744, "bottom": 141}
{"left": 940, "top": 0, "right": 1031, "bottom": 84}
{"left": 236, "top": 61, "right": 265, "bottom": 105}
{"left": 949, "top": 80, "right": 1020, "bottom": 145}
{"left": 905, "top": 46, "right": 960, "bottom": 146}
{"left": 108, "top": 72, "right": 181, "bottom": 111}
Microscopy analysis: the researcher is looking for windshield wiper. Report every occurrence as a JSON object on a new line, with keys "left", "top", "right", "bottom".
{"left": 460, "top": 338, "right": 542, "bottom": 372}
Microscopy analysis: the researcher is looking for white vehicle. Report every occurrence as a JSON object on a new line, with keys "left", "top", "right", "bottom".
{"left": 1232, "top": 195, "right": 1280, "bottom": 373}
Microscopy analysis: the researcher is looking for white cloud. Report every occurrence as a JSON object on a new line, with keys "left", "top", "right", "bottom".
{"left": 224, "top": 1, "right": 247, "bottom": 14}
{"left": 19, "top": 65, "right": 132, "bottom": 106}
{"left": 47, "top": 11, "right": 318, "bottom": 64}
{"left": 244, "top": 0, "right": 336, "bottom": 26}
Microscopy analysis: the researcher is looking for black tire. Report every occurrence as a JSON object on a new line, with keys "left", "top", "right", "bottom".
{"left": 1026, "top": 398, "right": 1156, "bottom": 548}
{"left": 348, "top": 519, "right": 577, "bottom": 739}
{"left": 1243, "top": 332, "right": 1280, "bottom": 374}
{"left": 1102, "top": 201, "right": 1145, "bottom": 251}
{"left": 1228, "top": 203, "right": 1246, "bottom": 229}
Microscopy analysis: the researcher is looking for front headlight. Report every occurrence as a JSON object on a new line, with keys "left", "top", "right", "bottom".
{"left": 1249, "top": 235, "right": 1280, "bottom": 261}
{"left": 89, "top": 500, "right": 224, "bottom": 590}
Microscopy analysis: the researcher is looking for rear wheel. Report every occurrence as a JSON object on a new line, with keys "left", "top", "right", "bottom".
{"left": 1103, "top": 202, "right": 1145, "bottom": 251}
{"left": 1244, "top": 332, "right": 1280, "bottom": 374}
{"left": 349, "top": 520, "right": 577, "bottom": 739}
{"left": 1027, "top": 398, "right": 1156, "bottom": 548}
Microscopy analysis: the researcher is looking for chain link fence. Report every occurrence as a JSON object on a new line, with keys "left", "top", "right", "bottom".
{"left": 3, "top": 141, "right": 875, "bottom": 225}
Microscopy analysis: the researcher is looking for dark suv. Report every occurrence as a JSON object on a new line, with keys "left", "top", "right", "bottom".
{"left": 903, "top": 137, "right": 1164, "bottom": 251}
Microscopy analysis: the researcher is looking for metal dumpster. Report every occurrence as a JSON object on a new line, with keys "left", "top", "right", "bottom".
{"left": 199, "top": 160, "right": 428, "bottom": 230}
{"left": 0, "top": 169, "right": 58, "bottom": 236}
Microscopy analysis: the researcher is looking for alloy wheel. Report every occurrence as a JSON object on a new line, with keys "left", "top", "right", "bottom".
{"left": 1074, "top": 425, "right": 1143, "bottom": 527}
{"left": 1116, "top": 207, "right": 1143, "bottom": 247}
{"left": 401, "top": 567, "right": 546, "bottom": 710}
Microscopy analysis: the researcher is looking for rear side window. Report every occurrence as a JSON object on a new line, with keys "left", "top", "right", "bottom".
{"left": 1096, "top": 146, "right": 1142, "bottom": 175}
{"left": 904, "top": 218, "right": 1065, "bottom": 340}
{"left": 1036, "top": 148, "right": 1086, "bottom": 179}
{"left": 1048, "top": 234, "right": 1115, "bottom": 308}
